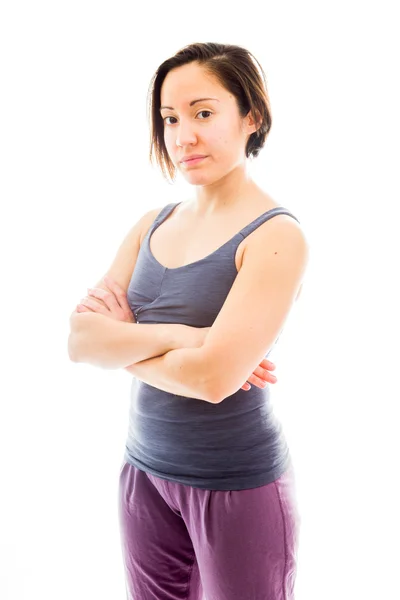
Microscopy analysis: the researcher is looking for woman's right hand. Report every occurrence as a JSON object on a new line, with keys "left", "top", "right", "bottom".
{"left": 243, "top": 357, "right": 277, "bottom": 391}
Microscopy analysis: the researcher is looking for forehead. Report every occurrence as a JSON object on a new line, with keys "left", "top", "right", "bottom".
{"left": 160, "top": 63, "right": 228, "bottom": 106}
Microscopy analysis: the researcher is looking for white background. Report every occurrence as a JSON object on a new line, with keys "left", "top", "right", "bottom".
{"left": 1, "top": 1, "right": 399, "bottom": 599}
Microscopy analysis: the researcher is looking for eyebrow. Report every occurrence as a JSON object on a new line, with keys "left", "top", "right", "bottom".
{"left": 160, "top": 97, "right": 220, "bottom": 111}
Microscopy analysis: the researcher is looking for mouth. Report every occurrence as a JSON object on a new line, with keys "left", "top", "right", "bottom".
{"left": 181, "top": 156, "right": 207, "bottom": 166}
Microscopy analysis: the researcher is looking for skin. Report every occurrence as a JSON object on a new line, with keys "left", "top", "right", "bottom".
{"left": 77, "top": 61, "right": 282, "bottom": 390}
{"left": 160, "top": 61, "right": 264, "bottom": 218}
{"left": 78, "top": 277, "right": 277, "bottom": 391}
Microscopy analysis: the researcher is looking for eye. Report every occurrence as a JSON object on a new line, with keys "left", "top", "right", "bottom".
{"left": 163, "top": 110, "right": 212, "bottom": 125}
{"left": 163, "top": 116, "right": 177, "bottom": 125}
{"left": 196, "top": 110, "right": 212, "bottom": 120}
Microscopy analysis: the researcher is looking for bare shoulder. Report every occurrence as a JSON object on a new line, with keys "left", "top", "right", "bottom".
{"left": 263, "top": 211, "right": 307, "bottom": 242}
{"left": 69, "top": 202, "right": 176, "bottom": 328}
{"left": 247, "top": 191, "right": 309, "bottom": 251}
{"left": 245, "top": 197, "right": 310, "bottom": 302}
{"left": 245, "top": 212, "right": 309, "bottom": 264}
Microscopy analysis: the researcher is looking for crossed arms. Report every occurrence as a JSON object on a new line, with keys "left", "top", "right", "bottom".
{"left": 69, "top": 312, "right": 214, "bottom": 402}
{"left": 69, "top": 217, "right": 309, "bottom": 404}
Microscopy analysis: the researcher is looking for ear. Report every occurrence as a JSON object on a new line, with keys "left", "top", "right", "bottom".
{"left": 244, "top": 108, "right": 262, "bottom": 135}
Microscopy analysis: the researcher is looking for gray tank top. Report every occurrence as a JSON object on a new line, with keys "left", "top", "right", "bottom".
{"left": 124, "top": 201, "right": 300, "bottom": 490}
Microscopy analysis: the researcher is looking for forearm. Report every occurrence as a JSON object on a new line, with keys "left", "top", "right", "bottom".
{"left": 69, "top": 312, "right": 182, "bottom": 369}
{"left": 124, "top": 346, "right": 215, "bottom": 403}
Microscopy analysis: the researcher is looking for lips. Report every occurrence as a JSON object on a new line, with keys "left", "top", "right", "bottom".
{"left": 181, "top": 155, "right": 207, "bottom": 163}
{"left": 181, "top": 157, "right": 208, "bottom": 167}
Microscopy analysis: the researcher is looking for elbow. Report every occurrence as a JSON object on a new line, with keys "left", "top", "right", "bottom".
{"left": 199, "top": 348, "right": 230, "bottom": 404}
{"left": 204, "top": 371, "right": 226, "bottom": 405}
{"left": 209, "top": 386, "right": 226, "bottom": 405}
{"left": 208, "top": 374, "right": 242, "bottom": 404}
{"left": 206, "top": 385, "right": 221, "bottom": 404}
{"left": 197, "top": 347, "right": 220, "bottom": 404}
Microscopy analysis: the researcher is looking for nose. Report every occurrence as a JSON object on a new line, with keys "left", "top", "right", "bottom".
{"left": 175, "top": 120, "right": 197, "bottom": 148}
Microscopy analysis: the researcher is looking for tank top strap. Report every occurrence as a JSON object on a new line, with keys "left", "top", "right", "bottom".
{"left": 143, "top": 203, "right": 179, "bottom": 242}
{"left": 148, "top": 202, "right": 300, "bottom": 241}
{"left": 150, "top": 203, "right": 179, "bottom": 231}
{"left": 237, "top": 206, "right": 300, "bottom": 241}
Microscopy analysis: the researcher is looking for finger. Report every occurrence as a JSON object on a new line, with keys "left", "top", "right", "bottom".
{"left": 247, "top": 370, "right": 277, "bottom": 387}
{"left": 260, "top": 358, "right": 276, "bottom": 370}
{"left": 84, "top": 292, "right": 108, "bottom": 304}
{"left": 76, "top": 304, "right": 94, "bottom": 312}
{"left": 82, "top": 295, "right": 108, "bottom": 310}
{"left": 102, "top": 276, "right": 132, "bottom": 311}
{"left": 248, "top": 373, "right": 268, "bottom": 387}
{"left": 247, "top": 367, "right": 277, "bottom": 383}
{"left": 79, "top": 297, "right": 108, "bottom": 315}
{"left": 252, "top": 363, "right": 278, "bottom": 381}
{"left": 87, "top": 287, "right": 121, "bottom": 312}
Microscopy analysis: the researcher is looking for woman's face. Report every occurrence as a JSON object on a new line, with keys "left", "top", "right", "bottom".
{"left": 160, "top": 62, "right": 256, "bottom": 184}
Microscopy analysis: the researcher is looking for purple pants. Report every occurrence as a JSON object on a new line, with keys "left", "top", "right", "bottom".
{"left": 118, "top": 461, "right": 301, "bottom": 600}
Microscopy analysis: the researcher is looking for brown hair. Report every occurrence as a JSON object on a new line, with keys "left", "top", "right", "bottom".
{"left": 147, "top": 42, "right": 273, "bottom": 183}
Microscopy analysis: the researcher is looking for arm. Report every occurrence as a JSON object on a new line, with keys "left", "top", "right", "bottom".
{"left": 197, "top": 220, "right": 309, "bottom": 403}
{"left": 121, "top": 345, "right": 214, "bottom": 403}
{"left": 69, "top": 312, "right": 188, "bottom": 369}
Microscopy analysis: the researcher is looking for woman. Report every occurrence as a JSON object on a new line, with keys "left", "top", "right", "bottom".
{"left": 75, "top": 42, "right": 309, "bottom": 600}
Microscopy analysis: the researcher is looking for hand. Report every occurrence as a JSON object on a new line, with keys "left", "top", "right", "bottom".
{"left": 76, "top": 275, "right": 135, "bottom": 324}
{"left": 77, "top": 284, "right": 278, "bottom": 389}
{"left": 242, "top": 357, "right": 277, "bottom": 391}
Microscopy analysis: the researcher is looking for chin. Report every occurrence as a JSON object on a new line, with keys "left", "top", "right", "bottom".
{"left": 184, "top": 172, "right": 214, "bottom": 185}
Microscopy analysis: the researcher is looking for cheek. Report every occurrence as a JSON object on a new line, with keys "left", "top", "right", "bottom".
{"left": 213, "top": 124, "right": 238, "bottom": 150}
{"left": 163, "top": 135, "right": 174, "bottom": 156}
{"left": 212, "top": 135, "right": 238, "bottom": 162}
{"left": 204, "top": 130, "right": 232, "bottom": 159}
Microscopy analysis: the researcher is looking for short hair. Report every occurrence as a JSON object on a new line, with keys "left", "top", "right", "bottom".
{"left": 147, "top": 42, "right": 273, "bottom": 183}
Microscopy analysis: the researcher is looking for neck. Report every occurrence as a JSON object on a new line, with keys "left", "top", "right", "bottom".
{"left": 191, "top": 166, "right": 259, "bottom": 217}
